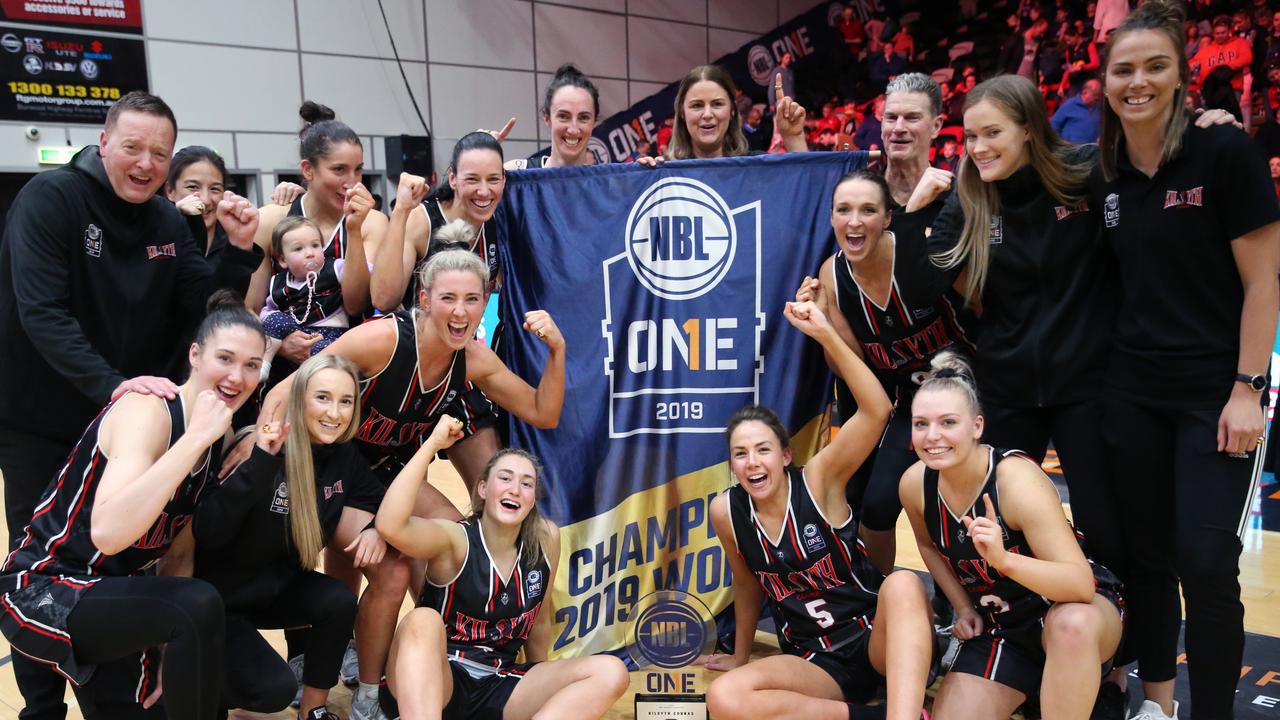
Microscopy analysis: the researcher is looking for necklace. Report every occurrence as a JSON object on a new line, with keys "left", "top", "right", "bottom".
{"left": 287, "top": 270, "right": 320, "bottom": 324}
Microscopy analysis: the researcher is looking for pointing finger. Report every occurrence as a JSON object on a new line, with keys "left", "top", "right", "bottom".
{"left": 497, "top": 117, "right": 517, "bottom": 141}
{"left": 982, "top": 493, "right": 997, "bottom": 522}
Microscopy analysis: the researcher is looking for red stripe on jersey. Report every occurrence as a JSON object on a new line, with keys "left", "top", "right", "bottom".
{"left": 0, "top": 595, "right": 71, "bottom": 645}
{"left": 890, "top": 284, "right": 912, "bottom": 326}
{"left": 785, "top": 514, "right": 804, "bottom": 559}
{"left": 939, "top": 504, "right": 950, "bottom": 551}
{"left": 862, "top": 295, "right": 881, "bottom": 335}
{"left": 514, "top": 562, "right": 526, "bottom": 607}
{"left": 38, "top": 451, "right": 103, "bottom": 572}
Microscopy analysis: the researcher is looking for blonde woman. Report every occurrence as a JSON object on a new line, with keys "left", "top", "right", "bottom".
{"left": 194, "top": 354, "right": 397, "bottom": 720}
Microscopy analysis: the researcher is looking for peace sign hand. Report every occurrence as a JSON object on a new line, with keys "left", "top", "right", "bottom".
{"left": 959, "top": 494, "right": 1008, "bottom": 570}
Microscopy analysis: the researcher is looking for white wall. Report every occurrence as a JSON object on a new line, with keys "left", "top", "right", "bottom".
{"left": 0, "top": 0, "right": 822, "bottom": 201}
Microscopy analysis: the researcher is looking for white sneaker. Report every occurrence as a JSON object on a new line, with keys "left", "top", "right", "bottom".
{"left": 288, "top": 654, "right": 304, "bottom": 708}
{"left": 349, "top": 688, "right": 391, "bottom": 720}
{"left": 339, "top": 639, "right": 359, "bottom": 687}
{"left": 1131, "top": 699, "right": 1179, "bottom": 720}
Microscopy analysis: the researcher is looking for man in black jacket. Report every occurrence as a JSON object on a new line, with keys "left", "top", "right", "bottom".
{"left": 0, "top": 91, "right": 261, "bottom": 720}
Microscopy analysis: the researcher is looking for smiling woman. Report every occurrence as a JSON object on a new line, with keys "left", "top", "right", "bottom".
{"left": 0, "top": 293, "right": 266, "bottom": 720}
{"left": 194, "top": 354, "right": 394, "bottom": 719}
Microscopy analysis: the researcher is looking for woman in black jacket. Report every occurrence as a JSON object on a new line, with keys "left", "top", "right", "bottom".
{"left": 195, "top": 354, "right": 395, "bottom": 720}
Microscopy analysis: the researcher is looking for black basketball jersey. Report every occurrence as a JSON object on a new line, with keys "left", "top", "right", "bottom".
{"left": 419, "top": 519, "right": 551, "bottom": 671}
{"left": 727, "top": 467, "right": 883, "bottom": 656}
{"left": 355, "top": 311, "right": 469, "bottom": 480}
{"left": 402, "top": 199, "right": 499, "bottom": 309}
{"left": 266, "top": 258, "right": 345, "bottom": 325}
{"left": 2, "top": 394, "right": 218, "bottom": 586}
{"left": 831, "top": 231, "right": 976, "bottom": 401}
{"left": 287, "top": 194, "right": 348, "bottom": 260}
{"left": 922, "top": 447, "right": 1053, "bottom": 634}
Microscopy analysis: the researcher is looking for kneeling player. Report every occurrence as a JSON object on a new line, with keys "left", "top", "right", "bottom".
{"left": 375, "top": 419, "right": 629, "bottom": 720}
{"left": 704, "top": 301, "right": 935, "bottom": 720}
{"left": 900, "top": 352, "right": 1124, "bottom": 720}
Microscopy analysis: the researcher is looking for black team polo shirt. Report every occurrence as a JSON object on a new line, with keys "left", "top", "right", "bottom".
{"left": 1089, "top": 123, "right": 1280, "bottom": 410}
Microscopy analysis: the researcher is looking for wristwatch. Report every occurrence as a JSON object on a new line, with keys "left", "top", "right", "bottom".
{"left": 1236, "top": 373, "right": 1268, "bottom": 392}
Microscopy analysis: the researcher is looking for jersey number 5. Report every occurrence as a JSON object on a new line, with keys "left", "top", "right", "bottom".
{"left": 805, "top": 599, "right": 835, "bottom": 628}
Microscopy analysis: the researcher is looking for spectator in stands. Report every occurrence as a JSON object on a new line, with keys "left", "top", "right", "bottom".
{"left": 1186, "top": 20, "right": 1207, "bottom": 58}
{"left": 892, "top": 22, "right": 916, "bottom": 60}
{"left": 734, "top": 86, "right": 753, "bottom": 125}
{"left": 1191, "top": 16, "right": 1253, "bottom": 91}
{"left": 1250, "top": 8, "right": 1272, "bottom": 75}
{"left": 865, "top": 13, "right": 886, "bottom": 54}
{"left": 1255, "top": 92, "right": 1280, "bottom": 157}
{"left": 743, "top": 106, "right": 769, "bottom": 152}
{"left": 838, "top": 5, "right": 866, "bottom": 56}
{"left": 854, "top": 95, "right": 885, "bottom": 150}
{"left": 1061, "top": 26, "right": 1101, "bottom": 95}
{"left": 936, "top": 137, "right": 961, "bottom": 172}
{"left": 999, "top": 14, "right": 1026, "bottom": 74}
{"left": 1018, "top": 19, "right": 1051, "bottom": 81}
{"left": 869, "top": 39, "right": 907, "bottom": 89}
{"left": 1270, "top": 156, "right": 1280, "bottom": 200}
{"left": 1260, "top": 10, "right": 1280, "bottom": 72}
{"left": 1051, "top": 78, "right": 1104, "bottom": 143}
{"left": 656, "top": 116, "right": 674, "bottom": 156}
{"left": 1093, "top": 0, "right": 1128, "bottom": 43}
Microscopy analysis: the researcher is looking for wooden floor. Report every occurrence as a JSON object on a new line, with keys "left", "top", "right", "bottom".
{"left": 0, "top": 463, "right": 1276, "bottom": 719}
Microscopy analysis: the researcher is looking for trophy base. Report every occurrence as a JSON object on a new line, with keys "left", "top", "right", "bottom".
{"left": 634, "top": 693, "right": 707, "bottom": 720}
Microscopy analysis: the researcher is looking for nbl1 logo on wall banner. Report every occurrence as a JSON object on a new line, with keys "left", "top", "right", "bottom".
{"left": 602, "top": 177, "right": 764, "bottom": 437}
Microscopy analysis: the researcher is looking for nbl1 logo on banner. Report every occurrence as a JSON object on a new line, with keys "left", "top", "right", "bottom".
{"left": 602, "top": 177, "right": 764, "bottom": 438}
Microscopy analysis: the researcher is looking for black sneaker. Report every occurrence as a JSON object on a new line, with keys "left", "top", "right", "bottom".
{"left": 303, "top": 708, "right": 340, "bottom": 720}
{"left": 1090, "top": 682, "right": 1131, "bottom": 720}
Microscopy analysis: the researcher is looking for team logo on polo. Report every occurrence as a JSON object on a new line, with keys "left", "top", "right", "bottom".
{"left": 803, "top": 523, "right": 826, "bottom": 553}
{"left": 1163, "top": 186, "right": 1203, "bottom": 209}
{"left": 988, "top": 216, "right": 1003, "bottom": 244}
{"left": 1104, "top": 193, "right": 1120, "bottom": 227}
{"left": 270, "top": 482, "right": 290, "bottom": 514}
{"left": 84, "top": 223, "right": 102, "bottom": 257}
{"left": 604, "top": 177, "right": 763, "bottom": 436}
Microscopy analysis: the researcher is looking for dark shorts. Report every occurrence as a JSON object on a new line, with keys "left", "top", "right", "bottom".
{"left": 0, "top": 573, "right": 99, "bottom": 685}
{"left": 798, "top": 628, "right": 881, "bottom": 704}
{"left": 450, "top": 383, "right": 498, "bottom": 436}
{"left": 951, "top": 581, "right": 1125, "bottom": 698}
{"left": 380, "top": 659, "right": 535, "bottom": 720}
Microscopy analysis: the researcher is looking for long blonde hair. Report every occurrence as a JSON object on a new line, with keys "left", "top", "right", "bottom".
{"left": 283, "top": 354, "right": 362, "bottom": 569}
{"left": 933, "top": 75, "right": 1092, "bottom": 305}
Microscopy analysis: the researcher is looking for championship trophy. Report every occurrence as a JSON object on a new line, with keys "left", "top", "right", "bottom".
{"left": 629, "top": 589, "right": 717, "bottom": 720}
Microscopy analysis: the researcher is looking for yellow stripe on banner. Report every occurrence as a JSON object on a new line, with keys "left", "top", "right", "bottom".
{"left": 549, "top": 413, "right": 829, "bottom": 659}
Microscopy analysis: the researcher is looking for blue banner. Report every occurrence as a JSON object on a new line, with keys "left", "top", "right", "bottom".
{"left": 584, "top": 1, "right": 841, "bottom": 163}
{"left": 494, "top": 151, "right": 868, "bottom": 656}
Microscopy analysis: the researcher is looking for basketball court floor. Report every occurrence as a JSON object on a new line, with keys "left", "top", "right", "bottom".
{"left": 0, "top": 453, "right": 1275, "bottom": 719}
